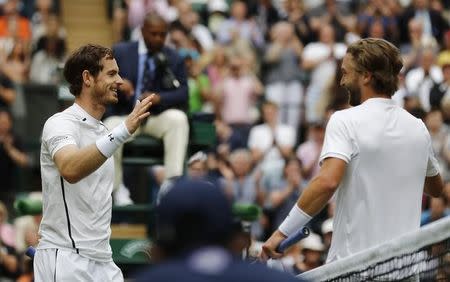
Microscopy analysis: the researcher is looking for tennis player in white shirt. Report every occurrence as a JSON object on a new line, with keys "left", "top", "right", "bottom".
{"left": 34, "top": 44, "right": 154, "bottom": 281}
{"left": 261, "top": 38, "right": 445, "bottom": 263}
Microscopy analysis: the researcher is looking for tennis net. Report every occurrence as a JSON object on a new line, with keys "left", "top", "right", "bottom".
{"left": 298, "top": 216, "right": 450, "bottom": 281}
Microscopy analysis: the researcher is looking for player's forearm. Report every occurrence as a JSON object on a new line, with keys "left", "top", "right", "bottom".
{"left": 56, "top": 144, "right": 108, "bottom": 184}
{"left": 297, "top": 174, "right": 338, "bottom": 216}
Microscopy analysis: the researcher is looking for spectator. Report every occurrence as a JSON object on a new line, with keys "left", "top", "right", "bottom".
{"left": 0, "top": 0, "right": 32, "bottom": 44}
{"left": 262, "top": 156, "right": 304, "bottom": 233}
{"left": 185, "top": 151, "right": 208, "bottom": 180}
{"left": 224, "top": 149, "right": 263, "bottom": 207}
{"left": 215, "top": 53, "right": 264, "bottom": 141}
{"left": 296, "top": 122, "right": 325, "bottom": 184}
{"left": 247, "top": 0, "right": 282, "bottom": 40}
{"left": 216, "top": 0, "right": 265, "bottom": 50}
{"left": 401, "top": 18, "right": 438, "bottom": 71}
{"left": 437, "top": 30, "right": 450, "bottom": 67}
{"left": 309, "top": 0, "right": 354, "bottom": 43}
{"left": 320, "top": 218, "right": 333, "bottom": 262}
{"left": 104, "top": 12, "right": 189, "bottom": 205}
{"left": 0, "top": 108, "right": 29, "bottom": 214}
{"left": 301, "top": 24, "right": 346, "bottom": 123}
{"left": 356, "top": 0, "right": 399, "bottom": 43}
{"left": 0, "top": 70, "right": 15, "bottom": 109}
{"left": 214, "top": 118, "right": 247, "bottom": 160}
{"left": 444, "top": 182, "right": 450, "bottom": 209}
{"left": 399, "top": 0, "right": 449, "bottom": 45}
{"left": 31, "top": 1, "right": 63, "bottom": 44}
{"left": 421, "top": 195, "right": 450, "bottom": 225}
{"left": 0, "top": 201, "right": 16, "bottom": 248}
{"left": 33, "top": 13, "right": 66, "bottom": 55}
{"left": 248, "top": 101, "right": 296, "bottom": 181}
{"left": 430, "top": 53, "right": 450, "bottom": 109}
{"left": 181, "top": 49, "right": 212, "bottom": 114}
{"left": 170, "top": 1, "right": 214, "bottom": 52}
{"left": 405, "top": 48, "right": 443, "bottom": 111}
{"left": 206, "top": 0, "right": 229, "bottom": 37}
{"left": 263, "top": 21, "right": 304, "bottom": 134}
{"left": 292, "top": 232, "right": 325, "bottom": 274}
{"left": 167, "top": 24, "right": 196, "bottom": 51}
{"left": 204, "top": 44, "right": 228, "bottom": 93}
{"left": 29, "top": 36, "right": 65, "bottom": 84}
{"left": 0, "top": 202, "right": 19, "bottom": 281}
{"left": 282, "top": 0, "right": 314, "bottom": 45}
{"left": 1, "top": 40, "right": 29, "bottom": 84}
{"left": 425, "top": 109, "right": 450, "bottom": 181}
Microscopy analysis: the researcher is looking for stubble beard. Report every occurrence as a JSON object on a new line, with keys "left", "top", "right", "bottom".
{"left": 347, "top": 85, "right": 362, "bottom": 106}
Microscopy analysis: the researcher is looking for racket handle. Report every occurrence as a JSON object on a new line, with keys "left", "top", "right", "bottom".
{"left": 276, "top": 226, "right": 310, "bottom": 253}
{"left": 25, "top": 246, "right": 36, "bottom": 259}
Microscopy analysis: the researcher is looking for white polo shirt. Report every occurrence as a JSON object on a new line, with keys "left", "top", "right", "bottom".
{"left": 38, "top": 103, "right": 115, "bottom": 262}
{"left": 321, "top": 98, "right": 439, "bottom": 263}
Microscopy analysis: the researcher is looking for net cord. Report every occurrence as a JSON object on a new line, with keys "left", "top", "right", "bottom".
{"left": 298, "top": 216, "right": 450, "bottom": 281}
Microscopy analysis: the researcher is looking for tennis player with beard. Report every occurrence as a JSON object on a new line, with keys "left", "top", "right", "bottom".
{"left": 261, "top": 38, "right": 444, "bottom": 263}
{"left": 34, "top": 44, "right": 153, "bottom": 281}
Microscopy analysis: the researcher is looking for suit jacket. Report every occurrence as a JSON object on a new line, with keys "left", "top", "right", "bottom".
{"left": 107, "top": 41, "right": 188, "bottom": 116}
{"left": 399, "top": 8, "right": 449, "bottom": 44}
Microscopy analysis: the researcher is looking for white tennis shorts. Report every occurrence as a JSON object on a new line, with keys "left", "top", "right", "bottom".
{"left": 34, "top": 249, "right": 124, "bottom": 282}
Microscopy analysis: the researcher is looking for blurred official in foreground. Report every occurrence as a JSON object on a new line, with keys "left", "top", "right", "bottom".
{"left": 135, "top": 179, "right": 302, "bottom": 282}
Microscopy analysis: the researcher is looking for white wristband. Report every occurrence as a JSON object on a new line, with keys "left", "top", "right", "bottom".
{"left": 278, "top": 204, "right": 312, "bottom": 237}
{"left": 96, "top": 122, "right": 131, "bottom": 158}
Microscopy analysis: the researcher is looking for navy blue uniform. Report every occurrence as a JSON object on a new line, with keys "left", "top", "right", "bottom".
{"left": 135, "top": 247, "right": 303, "bottom": 282}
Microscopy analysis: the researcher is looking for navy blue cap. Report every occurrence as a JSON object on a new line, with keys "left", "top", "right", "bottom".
{"left": 155, "top": 179, "right": 233, "bottom": 250}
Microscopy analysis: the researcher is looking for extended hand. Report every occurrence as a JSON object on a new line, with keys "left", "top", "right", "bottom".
{"left": 260, "top": 230, "right": 286, "bottom": 261}
{"left": 124, "top": 94, "right": 154, "bottom": 134}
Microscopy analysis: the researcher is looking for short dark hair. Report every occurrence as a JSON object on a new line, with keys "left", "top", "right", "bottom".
{"left": 142, "top": 11, "right": 167, "bottom": 28}
{"left": 346, "top": 38, "right": 403, "bottom": 97}
{"left": 63, "top": 44, "right": 114, "bottom": 96}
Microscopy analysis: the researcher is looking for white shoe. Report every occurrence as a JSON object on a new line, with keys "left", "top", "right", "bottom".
{"left": 114, "top": 184, "right": 134, "bottom": 206}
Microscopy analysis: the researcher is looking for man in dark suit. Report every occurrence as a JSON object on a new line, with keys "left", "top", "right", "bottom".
{"left": 104, "top": 12, "right": 189, "bottom": 205}
{"left": 398, "top": 0, "right": 449, "bottom": 45}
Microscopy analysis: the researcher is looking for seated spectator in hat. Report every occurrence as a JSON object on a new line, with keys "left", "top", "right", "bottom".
{"left": 157, "top": 151, "right": 224, "bottom": 204}
{"left": 292, "top": 232, "right": 325, "bottom": 274}
{"left": 135, "top": 179, "right": 302, "bottom": 282}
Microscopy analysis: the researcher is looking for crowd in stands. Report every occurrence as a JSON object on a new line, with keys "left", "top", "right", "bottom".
{"left": 1, "top": 0, "right": 450, "bottom": 279}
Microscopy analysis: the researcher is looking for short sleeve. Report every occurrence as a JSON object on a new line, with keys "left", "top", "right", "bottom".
{"left": 42, "top": 115, "right": 78, "bottom": 158}
{"left": 319, "top": 113, "right": 354, "bottom": 165}
{"left": 426, "top": 133, "right": 440, "bottom": 177}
